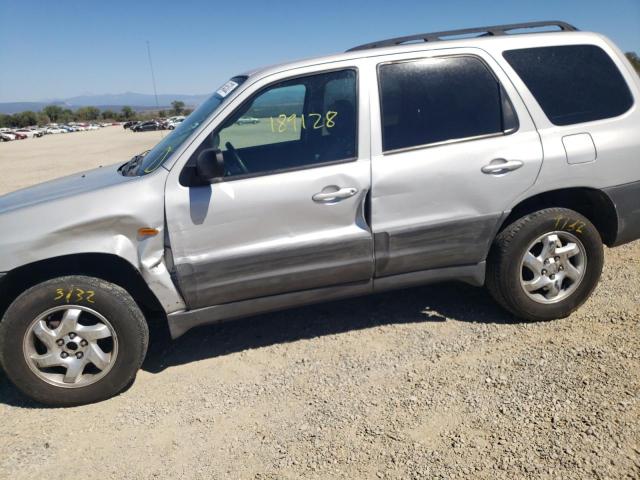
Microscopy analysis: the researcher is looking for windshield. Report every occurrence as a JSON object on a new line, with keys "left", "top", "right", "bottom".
{"left": 130, "top": 76, "right": 247, "bottom": 176}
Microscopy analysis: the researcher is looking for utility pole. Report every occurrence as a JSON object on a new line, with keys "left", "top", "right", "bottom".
{"left": 146, "top": 40, "right": 160, "bottom": 110}
{"left": 146, "top": 40, "right": 163, "bottom": 136}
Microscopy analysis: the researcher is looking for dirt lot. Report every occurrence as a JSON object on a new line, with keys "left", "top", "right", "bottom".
{"left": 0, "top": 126, "right": 163, "bottom": 195}
{"left": 0, "top": 128, "right": 638, "bottom": 479}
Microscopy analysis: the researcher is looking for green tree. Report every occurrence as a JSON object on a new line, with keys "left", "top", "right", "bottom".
{"left": 60, "top": 109, "right": 74, "bottom": 123}
{"left": 158, "top": 110, "right": 166, "bottom": 118}
{"left": 102, "top": 110, "right": 116, "bottom": 120}
{"left": 14, "top": 111, "right": 38, "bottom": 128}
{"left": 76, "top": 106, "right": 100, "bottom": 121}
{"left": 625, "top": 52, "right": 640, "bottom": 75}
{"left": 0, "top": 114, "right": 13, "bottom": 128}
{"left": 171, "top": 100, "right": 185, "bottom": 116}
{"left": 36, "top": 112, "right": 50, "bottom": 126}
{"left": 121, "top": 106, "right": 134, "bottom": 119}
{"left": 43, "top": 105, "right": 64, "bottom": 123}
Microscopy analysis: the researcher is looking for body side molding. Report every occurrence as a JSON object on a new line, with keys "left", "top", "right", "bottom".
{"left": 167, "top": 262, "right": 485, "bottom": 338}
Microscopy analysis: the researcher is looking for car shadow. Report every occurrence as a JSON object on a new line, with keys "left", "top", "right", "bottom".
{"left": 0, "top": 282, "right": 523, "bottom": 408}
{"left": 141, "top": 282, "right": 523, "bottom": 374}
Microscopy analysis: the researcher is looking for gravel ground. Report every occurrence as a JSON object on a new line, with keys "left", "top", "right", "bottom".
{"left": 0, "top": 129, "right": 638, "bottom": 479}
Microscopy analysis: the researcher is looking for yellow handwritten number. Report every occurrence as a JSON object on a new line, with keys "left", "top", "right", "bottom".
{"left": 553, "top": 216, "right": 585, "bottom": 234}
{"left": 287, "top": 114, "right": 297, "bottom": 132}
{"left": 53, "top": 287, "right": 96, "bottom": 303}
{"left": 325, "top": 111, "right": 338, "bottom": 128}
{"left": 276, "top": 114, "right": 287, "bottom": 133}
{"left": 309, "top": 113, "right": 323, "bottom": 129}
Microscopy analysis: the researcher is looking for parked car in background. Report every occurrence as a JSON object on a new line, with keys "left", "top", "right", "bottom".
{"left": 11, "top": 131, "right": 27, "bottom": 140}
{"left": 167, "top": 118, "right": 184, "bottom": 130}
{"left": 14, "top": 129, "right": 36, "bottom": 138}
{"left": 132, "top": 120, "right": 161, "bottom": 132}
{"left": 123, "top": 121, "right": 138, "bottom": 129}
{"left": 0, "top": 132, "right": 16, "bottom": 141}
{"left": 236, "top": 116, "right": 260, "bottom": 125}
{"left": 45, "top": 127, "right": 65, "bottom": 134}
{"left": 27, "top": 128, "right": 45, "bottom": 137}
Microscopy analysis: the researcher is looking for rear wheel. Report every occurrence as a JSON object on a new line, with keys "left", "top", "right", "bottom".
{"left": 486, "top": 208, "right": 604, "bottom": 321}
{"left": 0, "top": 276, "right": 148, "bottom": 406}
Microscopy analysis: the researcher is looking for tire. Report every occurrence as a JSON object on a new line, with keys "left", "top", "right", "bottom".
{"left": 486, "top": 207, "right": 604, "bottom": 321}
{"left": 0, "top": 276, "right": 148, "bottom": 406}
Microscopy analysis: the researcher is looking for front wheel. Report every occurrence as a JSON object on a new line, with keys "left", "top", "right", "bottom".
{"left": 0, "top": 276, "right": 148, "bottom": 406}
{"left": 486, "top": 208, "right": 604, "bottom": 321}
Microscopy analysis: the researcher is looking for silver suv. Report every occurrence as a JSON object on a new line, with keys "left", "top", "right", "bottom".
{"left": 1, "top": 22, "right": 638, "bottom": 406}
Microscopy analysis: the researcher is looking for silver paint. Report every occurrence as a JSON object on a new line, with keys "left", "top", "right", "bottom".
{"left": 167, "top": 262, "right": 485, "bottom": 338}
{"left": 0, "top": 29, "right": 637, "bottom": 336}
{"left": 164, "top": 59, "right": 375, "bottom": 310}
{"left": 0, "top": 165, "right": 185, "bottom": 313}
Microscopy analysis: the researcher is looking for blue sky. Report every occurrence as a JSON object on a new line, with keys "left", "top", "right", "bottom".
{"left": 0, "top": 0, "right": 638, "bottom": 102}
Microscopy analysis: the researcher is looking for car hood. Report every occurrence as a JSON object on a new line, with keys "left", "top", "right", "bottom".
{"left": 0, "top": 163, "right": 136, "bottom": 215}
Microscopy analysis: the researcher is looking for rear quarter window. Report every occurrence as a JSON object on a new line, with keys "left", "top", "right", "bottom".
{"left": 503, "top": 45, "right": 634, "bottom": 126}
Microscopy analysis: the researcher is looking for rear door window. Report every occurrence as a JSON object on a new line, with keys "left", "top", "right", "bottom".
{"left": 378, "top": 56, "right": 518, "bottom": 152}
{"left": 503, "top": 45, "right": 633, "bottom": 125}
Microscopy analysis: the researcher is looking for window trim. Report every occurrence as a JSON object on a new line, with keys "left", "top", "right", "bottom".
{"left": 376, "top": 54, "right": 520, "bottom": 155}
{"left": 182, "top": 67, "right": 360, "bottom": 184}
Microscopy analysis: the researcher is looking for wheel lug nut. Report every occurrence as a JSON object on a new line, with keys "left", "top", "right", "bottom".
{"left": 544, "top": 259, "right": 549, "bottom": 265}
{"left": 56, "top": 339, "right": 64, "bottom": 346}
{"left": 61, "top": 351, "right": 69, "bottom": 359}
{"left": 76, "top": 352, "right": 83, "bottom": 359}
{"left": 80, "top": 340, "right": 88, "bottom": 347}
{"left": 550, "top": 274, "right": 556, "bottom": 280}
{"left": 69, "top": 332, "right": 76, "bottom": 339}
{"left": 555, "top": 256, "right": 560, "bottom": 261}
{"left": 559, "top": 266, "right": 564, "bottom": 271}
{"left": 541, "top": 269, "right": 547, "bottom": 275}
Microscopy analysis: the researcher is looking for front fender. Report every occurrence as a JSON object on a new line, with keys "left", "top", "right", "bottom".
{"left": 0, "top": 170, "right": 185, "bottom": 313}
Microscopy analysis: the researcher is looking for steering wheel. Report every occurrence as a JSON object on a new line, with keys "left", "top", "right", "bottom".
{"left": 225, "top": 141, "right": 249, "bottom": 174}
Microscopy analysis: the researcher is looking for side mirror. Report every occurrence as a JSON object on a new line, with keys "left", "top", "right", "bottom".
{"left": 196, "top": 148, "right": 225, "bottom": 183}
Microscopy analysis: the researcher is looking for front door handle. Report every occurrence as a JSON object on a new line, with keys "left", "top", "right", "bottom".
{"left": 481, "top": 159, "right": 524, "bottom": 174}
{"left": 312, "top": 186, "right": 358, "bottom": 203}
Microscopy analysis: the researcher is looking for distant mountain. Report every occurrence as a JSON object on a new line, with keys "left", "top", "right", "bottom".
{"left": 0, "top": 101, "right": 64, "bottom": 114}
{"left": 0, "top": 92, "right": 209, "bottom": 114}
{"left": 63, "top": 92, "right": 208, "bottom": 107}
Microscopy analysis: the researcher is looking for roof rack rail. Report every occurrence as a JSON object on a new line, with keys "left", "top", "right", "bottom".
{"left": 347, "top": 21, "right": 578, "bottom": 52}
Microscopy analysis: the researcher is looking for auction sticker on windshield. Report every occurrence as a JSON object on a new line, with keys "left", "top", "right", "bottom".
{"left": 216, "top": 80, "right": 239, "bottom": 98}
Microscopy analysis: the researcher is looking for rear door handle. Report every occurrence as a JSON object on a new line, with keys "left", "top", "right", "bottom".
{"left": 312, "top": 186, "right": 358, "bottom": 203}
{"left": 481, "top": 159, "right": 524, "bottom": 174}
